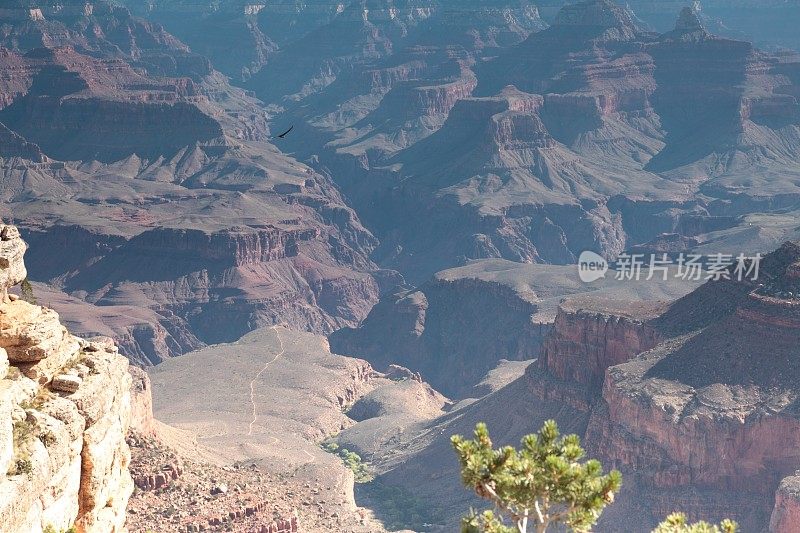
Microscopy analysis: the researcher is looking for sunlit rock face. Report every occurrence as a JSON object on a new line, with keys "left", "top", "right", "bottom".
{"left": 0, "top": 225, "right": 133, "bottom": 533}
{"left": 583, "top": 242, "right": 800, "bottom": 530}
{"left": 771, "top": 475, "right": 800, "bottom": 533}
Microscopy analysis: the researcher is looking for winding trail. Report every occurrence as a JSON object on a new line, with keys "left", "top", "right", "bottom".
{"left": 247, "top": 326, "right": 285, "bottom": 436}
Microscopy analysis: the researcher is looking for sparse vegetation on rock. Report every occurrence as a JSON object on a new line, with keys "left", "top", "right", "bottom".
{"left": 12, "top": 457, "right": 33, "bottom": 477}
{"left": 20, "top": 277, "right": 36, "bottom": 304}
{"left": 9, "top": 418, "right": 35, "bottom": 477}
{"left": 43, "top": 525, "right": 76, "bottom": 533}
{"left": 359, "top": 480, "right": 443, "bottom": 532}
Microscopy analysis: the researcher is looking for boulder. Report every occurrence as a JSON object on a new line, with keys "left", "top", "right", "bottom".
{"left": 51, "top": 375, "right": 82, "bottom": 394}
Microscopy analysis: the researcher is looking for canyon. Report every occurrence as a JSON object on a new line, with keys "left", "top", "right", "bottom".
{"left": 8, "top": 207, "right": 800, "bottom": 531}
{"left": 230, "top": 0, "right": 800, "bottom": 285}
{"left": 4, "top": 0, "right": 800, "bottom": 363}
{"left": 0, "top": 1, "right": 397, "bottom": 366}
{"left": 1, "top": 0, "right": 800, "bottom": 532}
{"left": 332, "top": 242, "right": 800, "bottom": 531}
{"left": 0, "top": 224, "right": 383, "bottom": 532}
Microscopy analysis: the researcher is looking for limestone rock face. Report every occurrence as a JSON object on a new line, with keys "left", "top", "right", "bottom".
{"left": 0, "top": 224, "right": 26, "bottom": 300}
{"left": 0, "top": 226, "right": 133, "bottom": 533}
{"left": 127, "top": 365, "right": 156, "bottom": 438}
{"left": 0, "top": 301, "right": 75, "bottom": 365}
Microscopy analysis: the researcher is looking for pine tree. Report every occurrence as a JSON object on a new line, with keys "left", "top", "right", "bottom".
{"left": 653, "top": 513, "right": 737, "bottom": 533}
{"left": 451, "top": 420, "right": 622, "bottom": 533}
{"left": 452, "top": 421, "right": 738, "bottom": 533}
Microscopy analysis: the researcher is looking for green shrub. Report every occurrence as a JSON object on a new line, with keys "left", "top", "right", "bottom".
{"left": 20, "top": 278, "right": 36, "bottom": 304}
{"left": 360, "top": 480, "right": 443, "bottom": 531}
{"left": 452, "top": 421, "right": 737, "bottom": 533}
{"left": 43, "top": 525, "right": 77, "bottom": 533}
{"left": 13, "top": 458, "right": 32, "bottom": 476}
{"left": 320, "top": 441, "right": 371, "bottom": 482}
{"left": 653, "top": 513, "right": 737, "bottom": 533}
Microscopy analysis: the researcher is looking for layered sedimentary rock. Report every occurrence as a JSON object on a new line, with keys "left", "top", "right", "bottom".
{"left": 0, "top": 45, "right": 221, "bottom": 163}
{"left": 123, "top": 0, "right": 348, "bottom": 81}
{"left": 0, "top": 224, "right": 133, "bottom": 533}
{"left": 580, "top": 242, "right": 800, "bottom": 530}
{"left": 533, "top": 301, "right": 665, "bottom": 411}
{"left": 240, "top": 0, "right": 550, "bottom": 280}
{"left": 241, "top": 0, "right": 800, "bottom": 286}
{"left": 331, "top": 259, "right": 696, "bottom": 398}
{"left": 0, "top": 4, "right": 392, "bottom": 365}
{"left": 350, "top": 247, "right": 800, "bottom": 530}
{"left": 24, "top": 282, "right": 203, "bottom": 368}
{"left": 0, "top": 1, "right": 212, "bottom": 80}
{"left": 331, "top": 261, "right": 552, "bottom": 397}
{"left": 604, "top": 0, "right": 800, "bottom": 51}
{"left": 130, "top": 2, "right": 278, "bottom": 82}
{"left": 0, "top": 122, "right": 45, "bottom": 162}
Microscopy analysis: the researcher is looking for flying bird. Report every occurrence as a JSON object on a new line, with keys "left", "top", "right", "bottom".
{"left": 274, "top": 125, "right": 294, "bottom": 139}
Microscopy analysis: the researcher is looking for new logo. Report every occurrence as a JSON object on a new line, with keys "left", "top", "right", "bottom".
{"left": 578, "top": 251, "right": 608, "bottom": 283}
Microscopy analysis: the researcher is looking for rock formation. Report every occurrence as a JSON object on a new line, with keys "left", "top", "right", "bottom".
{"left": 771, "top": 475, "right": 800, "bottom": 533}
{"left": 331, "top": 258, "right": 697, "bottom": 398}
{"left": 336, "top": 242, "right": 800, "bottom": 530}
{"left": 3, "top": 2, "right": 800, "bottom": 532}
{"left": 0, "top": 3, "right": 395, "bottom": 365}
{"left": 605, "top": 0, "right": 800, "bottom": 51}
{"left": 234, "top": 0, "right": 800, "bottom": 287}
{"left": 0, "top": 223, "right": 133, "bottom": 533}
{"left": 128, "top": 325, "right": 401, "bottom": 532}
{"left": 0, "top": 225, "right": 27, "bottom": 303}
{"left": 331, "top": 267, "right": 548, "bottom": 398}
{"left": 583, "top": 242, "right": 800, "bottom": 530}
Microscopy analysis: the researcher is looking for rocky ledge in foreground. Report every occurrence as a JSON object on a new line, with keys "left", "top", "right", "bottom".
{"left": 0, "top": 223, "right": 133, "bottom": 533}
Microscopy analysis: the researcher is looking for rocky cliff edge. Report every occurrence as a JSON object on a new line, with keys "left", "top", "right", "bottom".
{"left": 0, "top": 223, "right": 133, "bottom": 533}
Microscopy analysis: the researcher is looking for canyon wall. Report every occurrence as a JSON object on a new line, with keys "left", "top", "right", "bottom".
{"left": 0, "top": 3, "right": 390, "bottom": 368}
{"left": 771, "top": 476, "right": 800, "bottom": 533}
{"left": 538, "top": 304, "right": 663, "bottom": 394}
{"left": 527, "top": 242, "right": 800, "bottom": 531}
{"left": 330, "top": 271, "right": 549, "bottom": 397}
{"left": 0, "top": 224, "right": 133, "bottom": 533}
{"left": 373, "top": 241, "right": 800, "bottom": 530}
{"left": 527, "top": 300, "right": 665, "bottom": 416}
